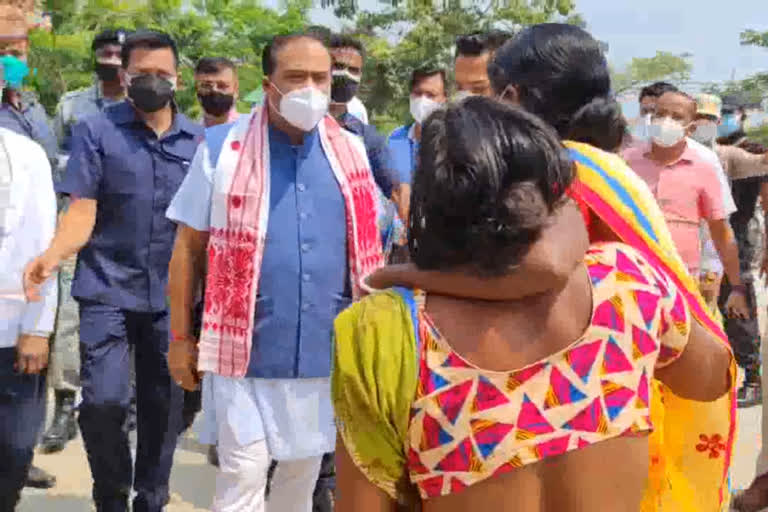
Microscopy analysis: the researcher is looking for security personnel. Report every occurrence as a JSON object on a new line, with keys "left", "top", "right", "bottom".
{"left": 41, "top": 28, "right": 131, "bottom": 456}
{"left": 24, "top": 31, "right": 203, "bottom": 512}
{"left": 53, "top": 28, "right": 129, "bottom": 175}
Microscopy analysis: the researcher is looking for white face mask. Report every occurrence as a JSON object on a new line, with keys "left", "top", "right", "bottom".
{"left": 274, "top": 85, "right": 329, "bottom": 132}
{"left": 632, "top": 114, "right": 652, "bottom": 142}
{"left": 650, "top": 117, "right": 688, "bottom": 148}
{"left": 410, "top": 95, "right": 441, "bottom": 124}
{"left": 453, "top": 90, "right": 474, "bottom": 103}
{"left": 691, "top": 122, "right": 718, "bottom": 146}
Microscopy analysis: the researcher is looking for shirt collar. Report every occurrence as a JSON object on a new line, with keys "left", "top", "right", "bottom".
{"left": 202, "top": 107, "right": 240, "bottom": 128}
{"left": 644, "top": 140, "right": 697, "bottom": 166}
{"left": 408, "top": 123, "right": 417, "bottom": 142}
{"left": 112, "top": 101, "right": 198, "bottom": 136}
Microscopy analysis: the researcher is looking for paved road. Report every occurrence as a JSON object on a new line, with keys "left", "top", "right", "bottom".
{"left": 17, "top": 404, "right": 764, "bottom": 511}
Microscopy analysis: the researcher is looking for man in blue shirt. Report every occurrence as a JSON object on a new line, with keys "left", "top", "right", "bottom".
{"left": 327, "top": 34, "right": 408, "bottom": 224}
{"left": 388, "top": 67, "right": 447, "bottom": 186}
{"left": 166, "top": 33, "right": 380, "bottom": 512}
{"left": 24, "top": 31, "right": 203, "bottom": 512}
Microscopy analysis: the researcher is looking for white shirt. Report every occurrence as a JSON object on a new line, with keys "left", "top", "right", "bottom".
{"left": 347, "top": 96, "right": 369, "bottom": 124}
{"left": 0, "top": 128, "right": 58, "bottom": 348}
{"left": 687, "top": 138, "right": 736, "bottom": 276}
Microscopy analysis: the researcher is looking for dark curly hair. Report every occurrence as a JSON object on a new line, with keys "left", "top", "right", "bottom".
{"left": 408, "top": 96, "right": 574, "bottom": 276}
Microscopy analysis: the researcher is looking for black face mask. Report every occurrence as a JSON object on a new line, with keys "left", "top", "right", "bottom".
{"left": 128, "top": 74, "right": 174, "bottom": 113}
{"left": 198, "top": 92, "right": 235, "bottom": 117}
{"left": 95, "top": 63, "right": 120, "bottom": 82}
{"left": 331, "top": 74, "right": 359, "bottom": 104}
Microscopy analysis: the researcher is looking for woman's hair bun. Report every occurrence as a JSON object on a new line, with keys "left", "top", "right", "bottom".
{"left": 566, "top": 96, "right": 627, "bottom": 153}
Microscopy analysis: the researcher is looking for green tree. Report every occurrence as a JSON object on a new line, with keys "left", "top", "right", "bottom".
{"left": 611, "top": 51, "right": 693, "bottom": 94}
{"left": 350, "top": 0, "right": 576, "bottom": 126}
{"left": 28, "top": 0, "right": 309, "bottom": 115}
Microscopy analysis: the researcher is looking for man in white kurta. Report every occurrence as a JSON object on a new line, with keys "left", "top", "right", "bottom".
{"left": 0, "top": 118, "right": 58, "bottom": 507}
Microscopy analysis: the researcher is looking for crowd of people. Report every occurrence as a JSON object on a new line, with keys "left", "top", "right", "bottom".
{"left": 1, "top": 3, "right": 768, "bottom": 511}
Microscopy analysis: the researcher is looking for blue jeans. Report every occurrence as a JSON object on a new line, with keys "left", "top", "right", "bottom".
{"left": 0, "top": 347, "right": 46, "bottom": 511}
{"left": 78, "top": 301, "right": 183, "bottom": 512}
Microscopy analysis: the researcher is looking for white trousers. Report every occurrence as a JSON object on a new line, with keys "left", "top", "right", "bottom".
{"left": 212, "top": 421, "right": 323, "bottom": 512}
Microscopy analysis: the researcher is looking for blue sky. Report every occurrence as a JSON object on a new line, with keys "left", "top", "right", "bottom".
{"left": 304, "top": 0, "right": 768, "bottom": 86}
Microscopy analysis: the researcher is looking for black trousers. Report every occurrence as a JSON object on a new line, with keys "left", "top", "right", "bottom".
{"left": 0, "top": 347, "right": 46, "bottom": 512}
{"left": 78, "top": 301, "right": 183, "bottom": 512}
{"left": 719, "top": 278, "right": 761, "bottom": 385}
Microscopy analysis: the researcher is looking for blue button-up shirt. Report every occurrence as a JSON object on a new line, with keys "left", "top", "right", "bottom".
{"left": 339, "top": 113, "right": 398, "bottom": 197}
{"left": 57, "top": 101, "right": 203, "bottom": 312}
{"left": 388, "top": 123, "right": 418, "bottom": 184}
{"left": 0, "top": 92, "right": 58, "bottom": 166}
{"left": 167, "top": 122, "right": 349, "bottom": 379}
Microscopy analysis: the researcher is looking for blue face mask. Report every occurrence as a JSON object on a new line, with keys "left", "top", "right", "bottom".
{"left": 718, "top": 114, "right": 741, "bottom": 138}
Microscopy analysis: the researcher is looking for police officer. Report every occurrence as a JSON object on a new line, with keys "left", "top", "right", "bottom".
{"left": 53, "top": 28, "right": 129, "bottom": 175}
{"left": 40, "top": 29, "right": 131, "bottom": 456}
{"left": 24, "top": 31, "right": 203, "bottom": 512}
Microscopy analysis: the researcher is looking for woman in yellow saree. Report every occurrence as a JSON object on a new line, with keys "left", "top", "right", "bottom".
{"left": 338, "top": 24, "right": 738, "bottom": 512}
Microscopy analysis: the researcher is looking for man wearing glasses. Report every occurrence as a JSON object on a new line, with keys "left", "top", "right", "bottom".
{"left": 194, "top": 57, "right": 241, "bottom": 128}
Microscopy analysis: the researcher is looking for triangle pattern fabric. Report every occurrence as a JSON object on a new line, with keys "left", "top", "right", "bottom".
{"left": 506, "top": 361, "right": 548, "bottom": 392}
{"left": 564, "top": 340, "right": 602, "bottom": 384}
{"left": 434, "top": 379, "right": 473, "bottom": 425}
{"left": 544, "top": 366, "right": 587, "bottom": 409}
{"left": 633, "top": 290, "right": 660, "bottom": 329}
{"left": 408, "top": 447, "right": 431, "bottom": 475}
{"left": 516, "top": 394, "right": 556, "bottom": 440}
{"left": 423, "top": 369, "right": 451, "bottom": 396}
{"left": 420, "top": 412, "right": 454, "bottom": 452}
{"left": 563, "top": 398, "right": 608, "bottom": 433}
{"left": 631, "top": 325, "right": 658, "bottom": 360}
{"left": 435, "top": 437, "right": 484, "bottom": 473}
{"left": 471, "top": 419, "right": 515, "bottom": 459}
{"left": 601, "top": 380, "right": 636, "bottom": 421}
{"left": 593, "top": 296, "right": 625, "bottom": 332}
{"left": 636, "top": 369, "right": 649, "bottom": 409}
{"left": 450, "top": 477, "right": 468, "bottom": 494}
{"left": 614, "top": 249, "right": 648, "bottom": 285}
{"left": 419, "top": 475, "right": 444, "bottom": 497}
{"left": 533, "top": 434, "right": 571, "bottom": 459}
{"left": 601, "top": 336, "right": 634, "bottom": 375}
{"left": 472, "top": 376, "right": 511, "bottom": 413}
{"left": 441, "top": 351, "right": 474, "bottom": 369}
{"left": 587, "top": 263, "right": 614, "bottom": 286}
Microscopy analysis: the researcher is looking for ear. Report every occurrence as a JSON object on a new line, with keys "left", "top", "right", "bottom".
{"left": 499, "top": 85, "right": 520, "bottom": 105}
{"left": 118, "top": 68, "right": 129, "bottom": 89}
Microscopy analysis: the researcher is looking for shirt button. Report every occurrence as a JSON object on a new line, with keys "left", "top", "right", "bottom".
{"left": 302, "top": 273, "right": 310, "bottom": 282}
{"left": 302, "top": 303, "right": 311, "bottom": 312}
{"left": 297, "top": 183, "right": 306, "bottom": 192}
{"left": 299, "top": 212, "right": 308, "bottom": 220}
{"left": 301, "top": 243, "right": 310, "bottom": 253}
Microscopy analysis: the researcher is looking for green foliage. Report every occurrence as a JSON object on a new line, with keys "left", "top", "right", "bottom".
{"left": 30, "top": 0, "right": 574, "bottom": 124}
{"left": 747, "top": 125, "right": 768, "bottom": 147}
{"left": 354, "top": 0, "right": 576, "bottom": 124}
{"left": 706, "top": 29, "right": 768, "bottom": 108}
{"left": 29, "top": 0, "right": 310, "bottom": 115}
{"left": 741, "top": 29, "right": 768, "bottom": 48}
{"left": 611, "top": 51, "right": 692, "bottom": 94}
